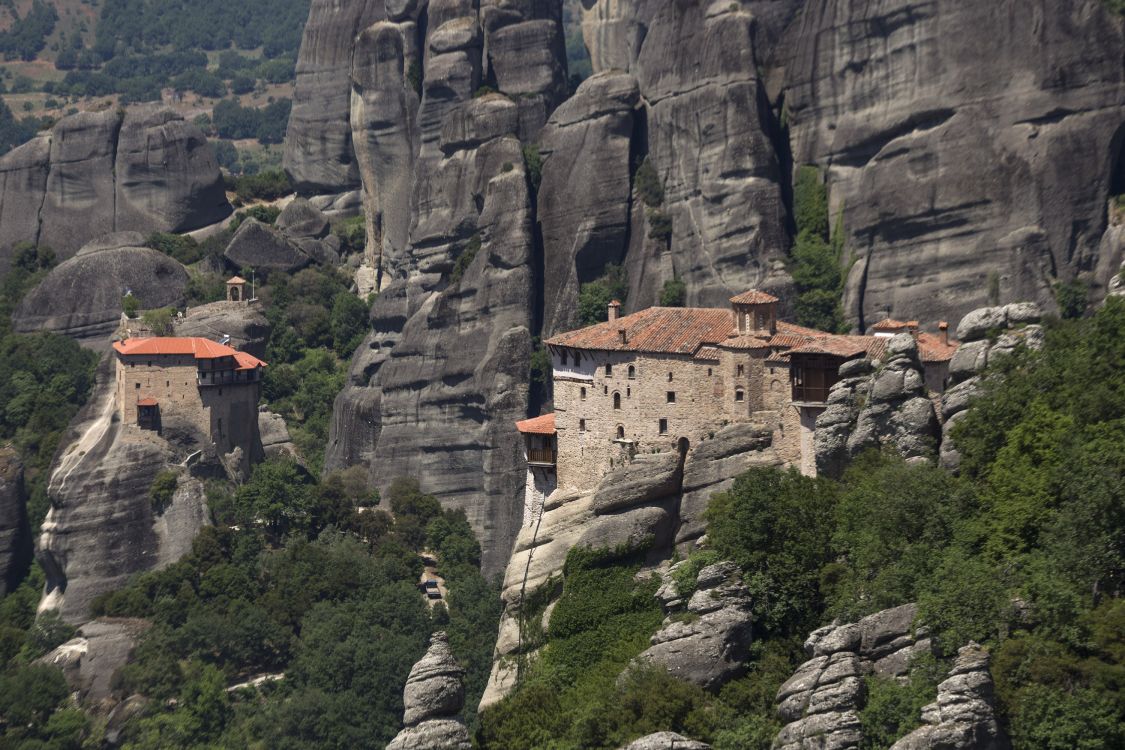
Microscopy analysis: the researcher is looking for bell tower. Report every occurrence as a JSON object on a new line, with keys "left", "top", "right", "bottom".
{"left": 729, "top": 290, "right": 778, "bottom": 336}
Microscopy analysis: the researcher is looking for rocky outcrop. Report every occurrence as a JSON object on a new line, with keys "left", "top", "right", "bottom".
{"left": 38, "top": 618, "right": 151, "bottom": 710}
{"left": 483, "top": 425, "right": 780, "bottom": 708}
{"left": 0, "top": 448, "right": 30, "bottom": 596}
{"left": 259, "top": 410, "right": 300, "bottom": 462}
{"left": 635, "top": 561, "right": 754, "bottom": 691}
{"left": 12, "top": 242, "right": 189, "bottom": 342}
{"left": 37, "top": 359, "right": 216, "bottom": 623}
{"left": 224, "top": 219, "right": 315, "bottom": 274}
{"left": 537, "top": 71, "right": 639, "bottom": 336}
{"left": 784, "top": 0, "right": 1125, "bottom": 326}
{"left": 815, "top": 335, "right": 940, "bottom": 477}
{"left": 327, "top": 5, "right": 538, "bottom": 578}
{"left": 0, "top": 107, "right": 229, "bottom": 271}
{"left": 284, "top": 0, "right": 387, "bottom": 193}
{"left": 276, "top": 197, "right": 331, "bottom": 240}
{"left": 386, "top": 631, "right": 471, "bottom": 750}
{"left": 940, "top": 304, "right": 1043, "bottom": 470}
{"left": 773, "top": 604, "right": 931, "bottom": 750}
{"left": 174, "top": 301, "right": 271, "bottom": 359}
{"left": 620, "top": 732, "right": 711, "bottom": 750}
{"left": 479, "top": 0, "right": 568, "bottom": 139}
{"left": 890, "top": 644, "right": 1009, "bottom": 750}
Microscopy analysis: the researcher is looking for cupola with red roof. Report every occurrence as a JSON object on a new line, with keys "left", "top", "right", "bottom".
{"left": 729, "top": 289, "right": 778, "bottom": 337}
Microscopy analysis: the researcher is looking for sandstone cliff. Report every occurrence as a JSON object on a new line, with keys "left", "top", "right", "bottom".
{"left": 294, "top": 2, "right": 1125, "bottom": 587}
{"left": 783, "top": 0, "right": 1125, "bottom": 325}
{"left": 0, "top": 107, "right": 230, "bottom": 272}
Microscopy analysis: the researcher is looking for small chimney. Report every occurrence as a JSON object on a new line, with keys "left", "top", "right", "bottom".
{"left": 906, "top": 320, "right": 919, "bottom": 341}
{"left": 618, "top": 328, "right": 627, "bottom": 344}
{"left": 608, "top": 299, "right": 621, "bottom": 322}
{"left": 939, "top": 321, "right": 949, "bottom": 346}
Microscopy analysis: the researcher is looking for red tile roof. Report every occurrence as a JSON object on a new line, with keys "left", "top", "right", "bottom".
{"left": 786, "top": 335, "right": 888, "bottom": 360}
{"left": 516, "top": 413, "right": 556, "bottom": 435}
{"left": 917, "top": 332, "right": 957, "bottom": 363}
{"left": 722, "top": 335, "right": 771, "bottom": 350}
{"left": 113, "top": 337, "right": 267, "bottom": 368}
{"left": 871, "top": 318, "right": 909, "bottom": 332}
{"left": 730, "top": 290, "right": 779, "bottom": 305}
{"left": 693, "top": 346, "right": 721, "bottom": 361}
{"left": 136, "top": 398, "right": 159, "bottom": 407}
{"left": 546, "top": 307, "right": 735, "bottom": 355}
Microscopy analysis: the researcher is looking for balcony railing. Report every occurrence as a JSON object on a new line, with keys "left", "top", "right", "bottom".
{"left": 791, "top": 384, "right": 832, "bottom": 404}
{"left": 198, "top": 370, "right": 261, "bottom": 387}
{"left": 527, "top": 448, "right": 556, "bottom": 466}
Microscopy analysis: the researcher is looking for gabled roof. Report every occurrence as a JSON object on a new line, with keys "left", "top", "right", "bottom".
{"left": 729, "top": 290, "right": 779, "bottom": 305}
{"left": 516, "top": 413, "right": 556, "bottom": 435}
{"left": 226, "top": 276, "right": 247, "bottom": 285}
{"left": 917, "top": 332, "right": 957, "bottom": 363}
{"left": 113, "top": 337, "right": 267, "bottom": 368}
{"left": 546, "top": 307, "right": 735, "bottom": 355}
{"left": 787, "top": 336, "right": 887, "bottom": 360}
{"left": 870, "top": 318, "right": 909, "bottom": 332}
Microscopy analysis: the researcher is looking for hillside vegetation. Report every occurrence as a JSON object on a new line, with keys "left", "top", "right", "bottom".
{"left": 479, "top": 299, "right": 1125, "bottom": 750}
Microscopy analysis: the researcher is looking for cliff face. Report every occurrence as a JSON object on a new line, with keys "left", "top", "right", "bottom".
{"left": 0, "top": 107, "right": 230, "bottom": 272}
{"left": 783, "top": 0, "right": 1125, "bottom": 326}
{"left": 293, "top": 0, "right": 1124, "bottom": 576}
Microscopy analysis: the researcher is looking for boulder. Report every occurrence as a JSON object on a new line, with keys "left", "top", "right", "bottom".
{"left": 224, "top": 219, "right": 312, "bottom": 273}
{"left": 276, "top": 198, "right": 330, "bottom": 239}
{"left": 619, "top": 732, "right": 711, "bottom": 750}
{"left": 12, "top": 244, "right": 189, "bottom": 342}
{"left": 386, "top": 632, "right": 471, "bottom": 750}
{"left": 889, "top": 644, "right": 1010, "bottom": 750}
{"left": 37, "top": 618, "right": 151, "bottom": 708}
{"left": 174, "top": 301, "right": 271, "bottom": 359}
{"left": 635, "top": 561, "right": 754, "bottom": 691}
{"left": 956, "top": 308, "right": 1008, "bottom": 343}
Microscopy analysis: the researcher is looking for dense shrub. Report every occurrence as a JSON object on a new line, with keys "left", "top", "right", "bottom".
{"left": 577, "top": 263, "right": 628, "bottom": 325}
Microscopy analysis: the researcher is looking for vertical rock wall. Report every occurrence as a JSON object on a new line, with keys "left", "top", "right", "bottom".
{"left": 783, "top": 0, "right": 1125, "bottom": 327}
{"left": 0, "top": 107, "right": 230, "bottom": 272}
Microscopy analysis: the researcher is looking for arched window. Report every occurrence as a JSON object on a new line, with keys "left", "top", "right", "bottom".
{"left": 580, "top": 387, "right": 587, "bottom": 400}
{"left": 668, "top": 372, "right": 674, "bottom": 382}
{"left": 613, "top": 392, "right": 621, "bottom": 409}
{"left": 627, "top": 365, "right": 636, "bottom": 379}
{"left": 735, "top": 389, "right": 745, "bottom": 402}
{"left": 616, "top": 425, "right": 625, "bottom": 439}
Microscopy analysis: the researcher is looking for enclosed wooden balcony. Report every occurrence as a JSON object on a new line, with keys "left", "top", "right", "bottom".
{"left": 527, "top": 448, "right": 557, "bottom": 467}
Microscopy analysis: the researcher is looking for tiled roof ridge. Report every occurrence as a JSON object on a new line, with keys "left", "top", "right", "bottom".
{"left": 515, "top": 413, "right": 556, "bottom": 435}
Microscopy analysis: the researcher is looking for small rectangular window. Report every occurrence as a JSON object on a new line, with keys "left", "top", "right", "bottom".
{"left": 135, "top": 383, "right": 140, "bottom": 389}
{"left": 579, "top": 419, "right": 587, "bottom": 433}
{"left": 735, "top": 390, "right": 745, "bottom": 402}
{"left": 667, "top": 391, "right": 676, "bottom": 403}
{"left": 659, "top": 418, "right": 668, "bottom": 435}
{"left": 580, "top": 387, "right": 587, "bottom": 400}
{"left": 605, "top": 364, "right": 612, "bottom": 376}
{"left": 737, "top": 364, "right": 745, "bottom": 377}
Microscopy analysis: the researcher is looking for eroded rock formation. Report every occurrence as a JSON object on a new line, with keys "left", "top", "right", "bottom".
{"left": 0, "top": 107, "right": 230, "bottom": 271}
{"left": 773, "top": 604, "right": 931, "bottom": 750}
{"left": 12, "top": 241, "right": 190, "bottom": 342}
{"left": 784, "top": 0, "right": 1125, "bottom": 325}
{"left": 635, "top": 561, "right": 754, "bottom": 691}
{"left": 940, "top": 304, "right": 1044, "bottom": 471}
{"left": 890, "top": 644, "right": 1009, "bottom": 750}
{"left": 815, "top": 334, "right": 940, "bottom": 477}
{"left": 483, "top": 426, "right": 780, "bottom": 708}
{"left": 38, "top": 618, "right": 151, "bottom": 711}
{"left": 386, "top": 631, "right": 472, "bottom": 750}
{"left": 620, "top": 732, "right": 711, "bottom": 750}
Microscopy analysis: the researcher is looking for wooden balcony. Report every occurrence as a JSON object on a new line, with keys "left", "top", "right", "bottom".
{"left": 527, "top": 448, "right": 557, "bottom": 467}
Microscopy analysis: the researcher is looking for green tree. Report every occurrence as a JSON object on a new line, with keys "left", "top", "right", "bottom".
{"left": 705, "top": 467, "right": 839, "bottom": 638}
{"left": 578, "top": 264, "right": 628, "bottom": 325}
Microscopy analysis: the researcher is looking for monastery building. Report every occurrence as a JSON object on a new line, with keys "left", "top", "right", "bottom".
{"left": 517, "top": 291, "right": 955, "bottom": 509}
